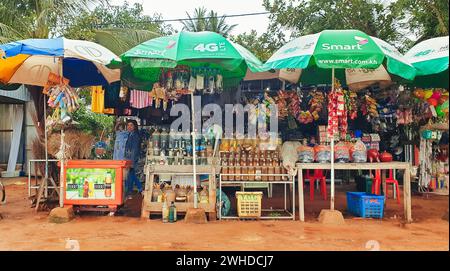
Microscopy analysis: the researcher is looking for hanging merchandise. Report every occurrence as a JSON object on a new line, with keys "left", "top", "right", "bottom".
{"left": 91, "top": 86, "right": 105, "bottom": 113}
{"left": 327, "top": 79, "right": 348, "bottom": 140}
{"left": 130, "top": 89, "right": 153, "bottom": 109}
{"left": 361, "top": 94, "right": 379, "bottom": 120}
{"left": 46, "top": 83, "right": 80, "bottom": 125}
{"left": 344, "top": 89, "right": 358, "bottom": 120}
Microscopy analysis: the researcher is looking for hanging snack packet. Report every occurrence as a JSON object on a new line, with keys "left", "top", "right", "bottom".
{"left": 196, "top": 74, "right": 204, "bottom": 90}
{"left": 188, "top": 76, "right": 196, "bottom": 91}
{"left": 208, "top": 76, "right": 215, "bottom": 94}
{"left": 216, "top": 74, "right": 223, "bottom": 91}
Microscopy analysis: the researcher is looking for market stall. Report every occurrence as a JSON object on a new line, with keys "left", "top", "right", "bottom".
{"left": 405, "top": 36, "right": 449, "bottom": 196}
{"left": 263, "top": 29, "right": 418, "bottom": 220}
{"left": 114, "top": 31, "right": 268, "bottom": 220}
{"left": 0, "top": 38, "right": 122, "bottom": 211}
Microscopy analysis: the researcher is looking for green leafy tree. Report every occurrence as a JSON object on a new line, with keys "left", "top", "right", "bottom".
{"left": 181, "top": 7, "right": 237, "bottom": 37}
{"left": 263, "top": 0, "right": 402, "bottom": 47}
{"left": 231, "top": 29, "right": 284, "bottom": 62}
{"left": 0, "top": 0, "right": 104, "bottom": 41}
{"left": 61, "top": 2, "right": 174, "bottom": 55}
{"left": 391, "top": 0, "right": 449, "bottom": 48}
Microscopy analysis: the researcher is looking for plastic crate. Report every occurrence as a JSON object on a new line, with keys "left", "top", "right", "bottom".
{"left": 346, "top": 192, "right": 384, "bottom": 219}
{"left": 236, "top": 192, "right": 263, "bottom": 218}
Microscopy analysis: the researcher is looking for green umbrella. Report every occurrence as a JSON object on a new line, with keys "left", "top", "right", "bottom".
{"left": 115, "top": 31, "right": 264, "bottom": 208}
{"left": 264, "top": 29, "right": 416, "bottom": 212}
{"left": 113, "top": 31, "right": 264, "bottom": 90}
{"left": 405, "top": 36, "right": 449, "bottom": 88}
{"left": 264, "top": 29, "right": 416, "bottom": 82}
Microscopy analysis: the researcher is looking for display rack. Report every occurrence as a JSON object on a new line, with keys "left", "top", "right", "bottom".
{"left": 218, "top": 172, "right": 296, "bottom": 220}
{"left": 141, "top": 163, "right": 220, "bottom": 220}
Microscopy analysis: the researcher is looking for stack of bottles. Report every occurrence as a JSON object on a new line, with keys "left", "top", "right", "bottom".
{"left": 147, "top": 128, "right": 217, "bottom": 166}
{"left": 219, "top": 135, "right": 287, "bottom": 181}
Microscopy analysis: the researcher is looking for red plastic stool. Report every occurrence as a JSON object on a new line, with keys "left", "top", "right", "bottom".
{"left": 385, "top": 169, "right": 401, "bottom": 204}
{"left": 307, "top": 169, "right": 327, "bottom": 201}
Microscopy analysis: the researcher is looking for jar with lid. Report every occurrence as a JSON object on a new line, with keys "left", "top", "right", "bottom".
{"left": 235, "top": 156, "right": 241, "bottom": 181}
{"left": 274, "top": 157, "right": 281, "bottom": 181}
{"left": 228, "top": 157, "right": 235, "bottom": 181}
{"left": 261, "top": 158, "right": 268, "bottom": 181}
{"left": 247, "top": 156, "right": 255, "bottom": 181}
{"left": 267, "top": 158, "right": 274, "bottom": 181}
{"left": 241, "top": 155, "right": 248, "bottom": 181}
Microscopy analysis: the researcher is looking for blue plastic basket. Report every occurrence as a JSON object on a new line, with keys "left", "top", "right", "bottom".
{"left": 346, "top": 192, "right": 385, "bottom": 219}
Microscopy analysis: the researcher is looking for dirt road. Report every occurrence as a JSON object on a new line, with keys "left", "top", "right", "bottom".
{"left": 0, "top": 178, "right": 448, "bottom": 251}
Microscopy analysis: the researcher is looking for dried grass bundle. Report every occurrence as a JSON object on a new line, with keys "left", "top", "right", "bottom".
{"left": 47, "top": 129, "right": 94, "bottom": 159}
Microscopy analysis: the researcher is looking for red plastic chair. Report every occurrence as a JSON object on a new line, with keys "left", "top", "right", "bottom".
{"left": 371, "top": 170, "right": 401, "bottom": 204}
{"left": 385, "top": 169, "right": 401, "bottom": 204}
{"left": 371, "top": 170, "right": 382, "bottom": 195}
{"left": 306, "top": 169, "right": 327, "bottom": 201}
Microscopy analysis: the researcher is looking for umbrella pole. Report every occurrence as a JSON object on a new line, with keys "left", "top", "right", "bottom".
{"left": 44, "top": 96, "right": 49, "bottom": 196}
{"left": 330, "top": 68, "right": 335, "bottom": 211}
{"left": 191, "top": 92, "right": 198, "bottom": 208}
{"left": 58, "top": 57, "right": 64, "bottom": 208}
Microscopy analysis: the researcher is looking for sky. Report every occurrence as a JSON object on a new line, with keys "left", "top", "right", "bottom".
{"left": 110, "top": 0, "right": 270, "bottom": 36}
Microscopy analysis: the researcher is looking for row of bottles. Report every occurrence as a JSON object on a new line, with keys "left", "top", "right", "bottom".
{"left": 151, "top": 184, "right": 209, "bottom": 203}
{"left": 148, "top": 128, "right": 216, "bottom": 166}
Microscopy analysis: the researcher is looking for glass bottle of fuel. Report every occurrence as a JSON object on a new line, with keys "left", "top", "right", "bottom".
{"left": 162, "top": 200, "right": 169, "bottom": 223}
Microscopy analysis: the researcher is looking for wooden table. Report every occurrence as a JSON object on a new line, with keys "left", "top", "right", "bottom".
{"left": 141, "top": 164, "right": 219, "bottom": 220}
{"left": 296, "top": 162, "right": 412, "bottom": 223}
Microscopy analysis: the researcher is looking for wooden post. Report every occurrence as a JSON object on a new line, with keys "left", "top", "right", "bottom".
{"left": 298, "top": 167, "right": 305, "bottom": 222}
{"left": 404, "top": 165, "right": 412, "bottom": 223}
{"left": 330, "top": 68, "right": 335, "bottom": 211}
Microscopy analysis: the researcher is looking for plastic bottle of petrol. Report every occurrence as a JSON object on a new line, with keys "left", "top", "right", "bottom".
{"left": 162, "top": 201, "right": 169, "bottom": 223}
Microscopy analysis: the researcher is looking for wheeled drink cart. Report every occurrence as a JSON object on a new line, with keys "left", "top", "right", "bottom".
{"left": 61, "top": 160, "right": 131, "bottom": 214}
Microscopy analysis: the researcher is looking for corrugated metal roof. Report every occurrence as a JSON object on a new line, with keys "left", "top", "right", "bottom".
{"left": 0, "top": 85, "right": 30, "bottom": 102}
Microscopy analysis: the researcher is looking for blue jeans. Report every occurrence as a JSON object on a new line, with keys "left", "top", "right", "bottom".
{"left": 126, "top": 168, "right": 142, "bottom": 195}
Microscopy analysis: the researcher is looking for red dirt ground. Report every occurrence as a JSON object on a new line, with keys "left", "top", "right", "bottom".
{"left": 0, "top": 177, "right": 448, "bottom": 251}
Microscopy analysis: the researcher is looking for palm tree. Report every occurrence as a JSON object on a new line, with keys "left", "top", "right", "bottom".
{"left": 0, "top": 0, "right": 105, "bottom": 41}
{"left": 181, "top": 7, "right": 208, "bottom": 32}
{"left": 181, "top": 7, "right": 238, "bottom": 37}
{"left": 206, "top": 11, "right": 237, "bottom": 38}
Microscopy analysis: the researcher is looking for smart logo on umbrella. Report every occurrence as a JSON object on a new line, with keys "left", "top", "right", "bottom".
{"left": 166, "top": 40, "right": 177, "bottom": 49}
{"left": 322, "top": 36, "right": 369, "bottom": 51}
{"left": 355, "top": 36, "right": 369, "bottom": 45}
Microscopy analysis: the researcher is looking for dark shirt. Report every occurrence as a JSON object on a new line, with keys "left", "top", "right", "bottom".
{"left": 125, "top": 131, "right": 141, "bottom": 168}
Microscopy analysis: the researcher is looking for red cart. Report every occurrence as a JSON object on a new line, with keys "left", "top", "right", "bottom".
{"left": 61, "top": 160, "right": 131, "bottom": 214}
